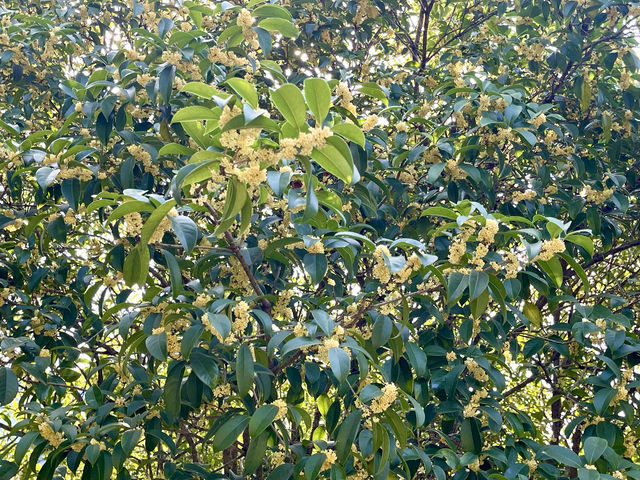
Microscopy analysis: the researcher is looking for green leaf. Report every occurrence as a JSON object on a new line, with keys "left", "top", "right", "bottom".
{"left": 140, "top": 199, "right": 178, "bottom": 245}
{"left": 560, "top": 252, "right": 589, "bottom": 295}
{"left": 583, "top": 436, "right": 607, "bottom": 464}
{"left": 335, "top": 410, "right": 361, "bottom": 464}
{"left": 180, "top": 325, "right": 204, "bottom": 360}
{"left": 164, "top": 360, "right": 185, "bottom": 420}
{"left": 580, "top": 79, "right": 591, "bottom": 112}
{"left": 14, "top": 432, "right": 38, "bottom": 465}
{"left": 212, "top": 415, "right": 249, "bottom": 452}
{"left": 249, "top": 404, "right": 279, "bottom": 438}
{"left": 328, "top": 347, "right": 350, "bottom": 384}
{"left": 577, "top": 468, "right": 600, "bottom": 480}
{"left": 470, "top": 289, "right": 489, "bottom": 320}
{"left": 543, "top": 445, "right": 583, "bottom": 469}
{"left": 106, "top": 200, "right": 154, "bottom": 224}
{"left": 146, "top": 332, "right": 167, "bottom": 361}
{"left": 121, "top": 429, "right": 142, "bottom": 457}
{"left": 190, "top": 349, "right": 218, "bottom": 387}
{"left": 258, "top": 17, "right": 299, "bottom": 38}
{"left": 162, "top": 249, "right": 183, "bottom": 298}
{"left": 253, "top": 4, "right": 292, "bottom": 20}
{"left": 303, "top": 253, "right": 327, "bottom": 284}
{"left": 123, "top": 245, "right": 150, "bottom": 287}
{"left": 215, "top": 177, "right": 248, "bottom": 235}
{"left": 468, "top": 270, "right": 489, "bottom": 300}
{"left": 172, "top": 106, "right": 219, "bottom": 123}
{"left": 35, "top": 167, "right": 59, "bottom": 189}
{"left": 405, "top": 342, "right": 427, "bottom": 377}
{"left": 85, "top": 443, "right": 100, "bottom": 464}
{"left": 236, "top": 343, "right": 254, "bottom": 397}
{"left": 0, "top": 367, "right": 18, "bottom": 406}
{"left": 304, "top": 78, "right": 331, "bottom": 124}
{"left": 331, "top": 122, "right": 365, "bottom": 148}
{"left": 523, "top": 302, "right": 542, "bottom": 327}
{"left": 270, "top": 84, "right": 307, "bottom": 129}
{"left": 304, "top": 453, "right": 325, "bottom": 480}
{"left": 244, "top": 432, "right": 268, "bottom": 475}
{"left": 565, "top": 234, "right": 594, "bottom": 257}
{"left": 461, "top": 417, "right": 483, "bottom": 454}
{"left": 537, "top": 256, "right": 564, "bottom": 288}
{"left": 180, "top": 81, "right": 228, "bottom": 99}
{"left": 207, "top": 313, "right": 231, "bottom": 339}
{"left": 311, "top": 136, "right": 354, "bottom": 184}
{"left": 266, "top": 464, "right": 294, "bottom": 480}
{"left": 169, "top": 215, "right": 198, "bottom": 253}
{"left": 0, "top": 460, "right": 18, "bottom": 480}
{"left": 515, "top": 128, "right": 537, "bottom": 146}
{"left": 225, "top": 77, "right": 258, "bottom": 108}
{"left": 593, "top": 388, "right": 616, "bottom": 414}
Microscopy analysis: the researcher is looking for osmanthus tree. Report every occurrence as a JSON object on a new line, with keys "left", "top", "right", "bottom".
{"left": 1, "top": 0, "right": 640, "bottom": 479}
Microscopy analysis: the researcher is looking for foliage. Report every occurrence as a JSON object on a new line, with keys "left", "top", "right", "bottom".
{"left": 1, "top": 0, "right": 640, "bottom": 479}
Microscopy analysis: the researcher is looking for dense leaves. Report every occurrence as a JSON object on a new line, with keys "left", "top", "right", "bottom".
{"left": 1, "top": 0, "right": 640, "bottom": 479}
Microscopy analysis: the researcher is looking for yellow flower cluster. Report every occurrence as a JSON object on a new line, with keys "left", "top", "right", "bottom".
{"left": 234, "top": 162, "right": 267, "bottom": 187}
{"left": 370, "top": 383, "right": 398, "bottom": 413}
{"left": 335, "top": 82, "right": 356, "bottom": 114}
{"left": 525, "top": 457, "right": 538, "bottom": 473}
{"left": 38, "top": 422, "right": 65, "bottom": 448}
{"left": 237, "top": 9, "right": 259, "bottom": 50}
{"left": 321, "top": 450, "right": 337, "bottom": 471}
{"left": 272, "top": 289, "right": 294, "bottom": 319}
{"left": 317, "top": 337, "right": 341, "bottom": 363}
{"left": 477, "top": 219, "right": 499, "bottom": 244}
{"left": 445, "top": 159, "right": 467, "bottom": 180}
{"left": 127, "top": 145, "right": 158, "bottom": 174}
{"left": 624, "top": 432, "right": 637, "bottom": 457}
{"left": 161, "top": 50, "right": 182, "bottom": 64}
{"left": 213, "top": 383, "right": 231, "bottom": 398}
{"left": 464, "top": 358, "right": 489, "bottom": 382}
{"left": 123, "top": 212, "right": 143, "bottom": 236}
{"left": 307, "top": 239, "right": 325, "bottom": 254}
{"left": 58, "top": 165, "right": 93, "bottom": 181}
{"left": 612, "top": 385, "right": 629, "bottom": 404}
{"left": 372, "top": 245, "right": 391, "bottom": 283}
{"left": 232, "top": 301, "right": 251, "bottom": 332}
{"left": 514, "top": 42, "right": 546, "bottom": 61}
{"left": 4, "top": 217, "right": 23, "bottom": 232}
{"left": 270, "top": 447, "right": 286, "bottom": 468}
{"left": 280, "top": 126, "right": 332, "bottom": 159}
{"left": 361, "top": 115, "right": 378, "bottom": 131}
{"left": 463, "top": 388, "right": 488, "bottom": 417}
{"left": 208, "top": 46, "right": 250, "bottom": 68}
{"left": 530, "top": 113, "right": 546, "bottom": 128}
{"left": 272, "top": 399, "right": 288, "bottom": 421}
{"left": 293, "top": 322, "right": 307, "bottom": 337}
{"left": 512, "top": 190, "right": 536, "bottom": 203}
{"left": 193, "top": 293, "right": 211, "bottom": 307}
{"left": 448, "top": 238, "right": 467, "bottom": 265}
{"left": 535, "top": 238, "right": 565, "bottom": 261}
{"left": 584, "top": 185, "right": 614, "bottom": 204}
{"left": 503, "top": 251, "right": 520, "bottom": 279}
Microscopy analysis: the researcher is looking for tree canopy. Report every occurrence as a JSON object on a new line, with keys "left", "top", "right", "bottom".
{"left": 1, "top": 0, "right": 640, "bottom": 479}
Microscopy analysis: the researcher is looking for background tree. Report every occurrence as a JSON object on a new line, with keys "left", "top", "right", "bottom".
{"left": 1, "top": 0, "right": 640, "bottom": 479}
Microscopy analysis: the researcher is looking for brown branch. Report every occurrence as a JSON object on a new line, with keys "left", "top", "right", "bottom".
{"left": 583, "top": 238, "right": 640, "bottom": 269}
{"left": 203, "top": 201, "right": 271, "bottom": 313}
{"left": 502, "top": 373, "right": 539, "bottom": 398}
